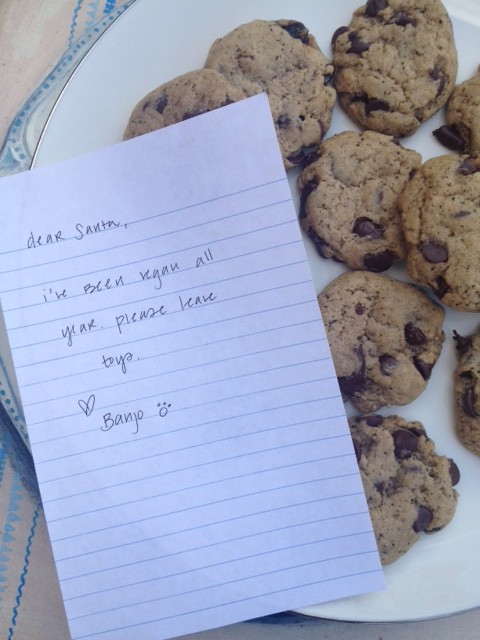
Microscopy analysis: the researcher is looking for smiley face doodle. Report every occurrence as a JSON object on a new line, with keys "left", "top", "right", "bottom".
{"left": 157, "top": 401, "right": 171, "bottom": 418}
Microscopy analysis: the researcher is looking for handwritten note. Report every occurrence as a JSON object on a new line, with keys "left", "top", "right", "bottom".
{"left": 0, "top": 95, "right": 383, "bottom": 639}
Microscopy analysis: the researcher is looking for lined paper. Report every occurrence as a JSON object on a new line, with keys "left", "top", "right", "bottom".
{"left": 0, "top": 95, "right": 383, "bottom": 639}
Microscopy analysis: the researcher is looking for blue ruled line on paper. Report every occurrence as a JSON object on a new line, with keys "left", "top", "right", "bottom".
{"left": 30, "top": 369, "right": 338, "bottom": 438}
{"left": 43, "top": 425, "right": 350, "bottom": 507}
{"left": 35, "top": 408, "right": 347, "bottom": 487}
{"left": 23, "top": 336, "right": 328, "bottom": 409}
{"left": 22, "top": 319, "right": 322, "bottom": 391}
{"left": 6, "top": 249, "right": 306, "bottom": 334}
{"left": 66, "top": 533, "right": 377, "bottom": 613}
{"left": 3, "top": 233, "right": 300, "bottom": 309}
{"left": 51, "top": 480, "right": 365, "bottom": 547}
{"left": 0, "top": 178, "right": 287, "bottom": 263}
{"left": 57, "top": 511, "right": 368, "bottom": 584}
{"left": 56, "top": 504, "right": 368, "bottom": 567}
{"left": 48, "top": 464, "right": 359, "bottom": 528}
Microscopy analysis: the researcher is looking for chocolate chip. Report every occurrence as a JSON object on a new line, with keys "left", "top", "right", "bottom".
{"left": 448, "top": 459, "right": 461, "bottom": 486}
{"left": 413, "top": 358, "right": 433, "bottom": 380}
{"left": 433, "top": 124, "right": 466, "bottom": 152}
{"left": 393, "top": 429, "right": 418, "bottom": 459}
{"left": 459, "top": 157, "right": 480, "bottom": 175}
{"left": 323, "top": 66, "right": 337, "bottom": 86}
{"left": 453, "top": 210, "right": 472, "bottom": 219}
{"left": 365, "top": 0, "right": 388, "bottom": 17}
{"left": 348, "top": 32, "right": 370, "bottom": 54}
{"left": 352, "top": 217, "right": 384, "bottom": 238}
{"left": 338, "top": 370, "right": 366, "bottom": 396}
{"left": 404, "top": 322, "right": 426, "bottom": 346}
{"left": 279, "top": 20, "right": 310, "bottom": 44}
{"left": 374, "top": 480, "right": 385, "bottom": 493}
{"left": 276, "top": 115, "right": 291, "bottom": 129}
{"left": 462, "top": 387, "right": 478, "bottom": 417}
{"left": 299, "top": 181, "right": 318, "bottom": 219}
{"left": 363, "top": 251, "right": 394, "bottom": 272}
{"left": 300, "top": 146, "right": 321, "bottom": 168}
{"left": 154, "top": 94, "right": 168, "bottom": 114}
{"left": 338, "top": 347, "right": 366, "bottom": 397}
{"left": 413, "top": 506, "right": 433, "bottom": 532}
{"left": 393, "top": 11, "right": 416, "bottom": 26}
{"left": 349, "top": 94, "right": 367, "bottom": 104}
{"left": 453, "top": 330, "right": 472, "bottom": 354}
{"left": 420, "top": 241, "right": 448, "bottom": 263}
{"left": 287, "top": 152, "right": 305, "bottom": 166}
{"left": 355, "top": 302, "right": 364, "bottom": 315}
{"left": 353, "top": 439, "right": 362, "bottom": 462}
{"left": 182, "top": 108, "right": 208, "bottom": 121}
{"left": 331, "top": 26, "right": 349, "bottom": 48}
{"left": 365, "top": 98, "right": 390, "bottom": 115}
{"left": 306, "top": 227, "right": 330, "bottom": 259}
{"left": 287, "top": 145, "right": 319, "bottom": 166}
{"left": 429, "top": 67, "right": 446, "bottom": 95}
{"left": 409, "top": 426, "right": 426, "bottom": 438}
{"left": 324, "top": 67, "right": 336, "bottom": 85}
{"left": 365, "top": 414, "right": 384, "bottom": 427}
{"left": 379, "top": 354, "right": 397, "bottom": 375}
{"left": 435, "top": 276, "right": 449, "bottom": 298}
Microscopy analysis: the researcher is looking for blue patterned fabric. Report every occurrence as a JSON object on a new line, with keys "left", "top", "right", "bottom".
{"left": 0, "top": 1, "right": 136, "bottom": 178}
{"left": 0, "top": 3, "right": 136, "bottom": 636}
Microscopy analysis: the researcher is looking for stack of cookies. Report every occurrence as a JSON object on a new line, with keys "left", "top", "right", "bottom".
{"left": 123, "top": 0, "right": 480, "bottom": 565}
{"left": 300, "top": 0, "right": 478, "bottom": 563}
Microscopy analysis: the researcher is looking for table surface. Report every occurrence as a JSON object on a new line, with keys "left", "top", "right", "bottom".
{"left": 0, "top": 1, "right": 479, "bottom": 638}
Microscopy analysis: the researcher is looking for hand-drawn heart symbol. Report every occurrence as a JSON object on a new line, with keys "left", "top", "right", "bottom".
{"left": 78, "top": 394, "right": 95, "bottom": 417}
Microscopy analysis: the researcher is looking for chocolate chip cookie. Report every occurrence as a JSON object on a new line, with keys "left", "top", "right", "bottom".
{"left": 399, "top": 153, "right": 480, "bottom": 312}
{"left": 123, "top": 69, "right": 244, "bottom": 140}
{"left": 332, "top": 0, "right": 457, "bottom": 137}
{"left": 350, "top": 414, "right": 460, "bottom": 564}
{"left": 204, "top": 19, "right": 336, "bottom": 169}
{"left": 298, "top": 130, "right": 421, "bottom": 271}
{"left": 434, "top": 65, "right": 480, "bottom": 153}
{"left": 318, "top": 270, "right": 445, "bottom": 412}
{"left": 453, "top": 329, "right": 480, "bottom": 456}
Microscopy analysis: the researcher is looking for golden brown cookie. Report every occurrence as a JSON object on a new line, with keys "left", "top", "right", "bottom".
{"left": 298, "top": 130, "right": 421, "bottom": 271}
{"left": 204, "top": 19, "right": 336, "bottom": 169}
{"left": 453, "top": 329, "right": 480, "bottom": 456}
{"left": 350, "top": 414, "right": 460, "bottom": 564}
{"left": 332, "top": 0, "right": 457, "bottom": 137}
{"left": 399, "top": 153, "right": 480, "bottom": 312}
{"left": 123, "top": 69, "right": 244, "bottom": 140}
{"left": 318, "top": 271, "right": 445, "bottom": 412}
{"left": 434, "top": 65, "right": 480, "bottom": 154}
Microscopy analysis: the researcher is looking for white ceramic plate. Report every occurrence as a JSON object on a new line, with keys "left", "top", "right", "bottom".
{"left": 34, "top": 0, "right": 480, "bottom": 624}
